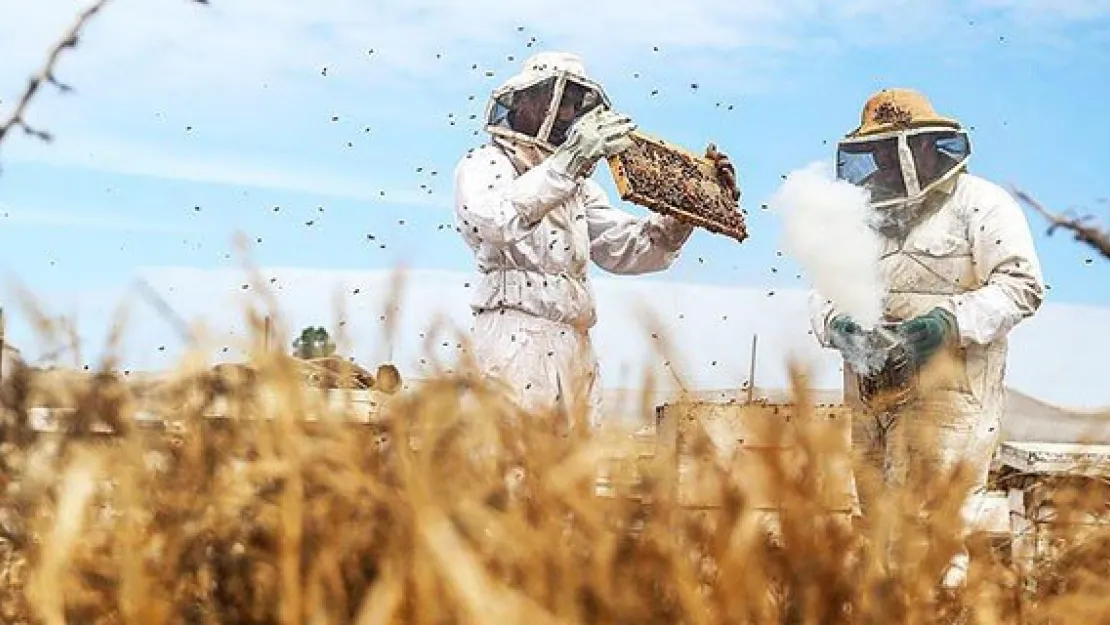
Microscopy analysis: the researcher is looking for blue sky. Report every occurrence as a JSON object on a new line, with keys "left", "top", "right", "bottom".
{"left": 1, "top": 0, "right": 1109, "bottom": 408}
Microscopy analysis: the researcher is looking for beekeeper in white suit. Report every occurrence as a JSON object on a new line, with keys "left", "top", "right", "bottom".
{"left": 809, "top": 88, "right": 1044, "bottom": 588}
{"left": 453, "top": 51, "right": 738, "bottom": 431}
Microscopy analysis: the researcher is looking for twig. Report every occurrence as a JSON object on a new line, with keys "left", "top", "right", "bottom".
{"left": 0, "top": 0, "right": 114, "bottom": 149}
{"left": 0, "top": 0, "right": 209, "bottom": 172}
{"left": 1011, "top": 186, "right": 1110, "bottom": 262}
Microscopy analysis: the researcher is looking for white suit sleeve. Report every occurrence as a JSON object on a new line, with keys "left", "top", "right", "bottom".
{"left": 946, "top": 182, "right": 1045, "bottom": 346}
{"left": 581, "top": 180, "right": 695, "bottom": 274}
{"left": 453, "top": 150, "right": 579, "bottom": 248}
{"left": 809, "top": 290, "right": 839, "bottom": 348}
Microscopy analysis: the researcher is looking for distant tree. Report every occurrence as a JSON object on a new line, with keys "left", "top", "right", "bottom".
{"left": 292, "top": 326, "right": 336, "bottom": 359}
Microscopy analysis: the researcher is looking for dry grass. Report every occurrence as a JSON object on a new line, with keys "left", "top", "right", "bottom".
{"left": 1, "top": 284, "right": 1109, "bottom": 625}
{"left": 3, "top": 2, "right": 1105, "bottom": 620}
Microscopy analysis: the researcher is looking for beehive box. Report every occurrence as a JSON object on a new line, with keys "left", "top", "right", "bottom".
{"left": 594, "top": 427, "right": 658, "bottom": 501}
{"left": 1008, "top": 489, "right": 1110, "bottom": 584}
{"left": 655, "top": 401, "right": 855, "bottom": 512}
{"left": 28, "top": 388, "right": 393, "bottom": 439}
{"left": 997, "top": 441, "right": 1110, "bottom": 477}
{"left": 607, "top": 130, "right": 747, "bottom": 242}
{"left": 1000, "top": 442, "right": 1110, "bottom": 572}
{"left": 202, "top": 388, "right": 389, "bottom": 424}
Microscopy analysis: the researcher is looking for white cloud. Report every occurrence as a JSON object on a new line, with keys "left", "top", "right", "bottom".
{"left": 0, "top": 203, "right": 196, "bottom": 234}
{"left": 1, "top": 132, "right": 445, "bottom": 206}
{"left": 970, "top": 0, "right": 1110, "bottom": 21}
{"left": 5, "top": 267, "right": 1109, "bottom": 412}
{"left": 4, "top": 0, "right": 1100, "bottom": 116}
{"left": 2, "top": 0, "right": 1104, "bottom": 196}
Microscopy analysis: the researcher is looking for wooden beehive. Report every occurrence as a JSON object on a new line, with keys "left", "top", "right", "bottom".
{"left": 998, "top": 442, "right": 1110, "bottom": 574}
{"left": 607, "top": 130, "right": 748, "bottom": 242}
{"left": 655, "top": 401, "right": 855, "bottom": 513}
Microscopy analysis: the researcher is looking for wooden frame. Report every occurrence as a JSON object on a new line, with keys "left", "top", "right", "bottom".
{"left": 607, "top": 130, "right": 748, "bottom": 243}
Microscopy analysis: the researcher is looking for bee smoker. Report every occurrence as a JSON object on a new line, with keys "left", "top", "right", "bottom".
{"left": 854, "top": 321, "right": 919, "bottom": 413}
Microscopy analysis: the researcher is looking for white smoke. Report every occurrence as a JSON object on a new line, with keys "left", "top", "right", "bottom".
{"left": 768, "top": 160, "right": 886, "bottom": 330}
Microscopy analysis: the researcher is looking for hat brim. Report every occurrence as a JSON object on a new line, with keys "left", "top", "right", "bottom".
{"left": 847, "top": 115, "right": 962, "bottom": 138}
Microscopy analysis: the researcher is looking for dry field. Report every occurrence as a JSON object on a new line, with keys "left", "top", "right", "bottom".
{"left": 3, "top": 3, "right": 1108, "bottom": 621}
{"left": 1, "top": 300, "right": 1109, "bottom": 625}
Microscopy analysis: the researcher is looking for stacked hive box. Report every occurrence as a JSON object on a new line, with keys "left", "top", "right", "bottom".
{"left": 996, "top": 441, "right": 1110, "bottom": 579}
{"left": 654, "top": 400, "right": 855, "bottom": 535}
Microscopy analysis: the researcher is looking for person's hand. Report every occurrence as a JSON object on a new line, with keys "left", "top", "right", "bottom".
{"left": 828, "top": 314, "right": 864, "bottom": 354}
{"left": 548, "top": 107, "right": 636, "bottom": 179}
{"left": 894, "top": 307, "right": 958, "bottom": 368}
{"left": 705, "top": 143, "right": 739, "bottom": 202}
{"left": 593, "top": 109, "right": 638, "bottom": 156}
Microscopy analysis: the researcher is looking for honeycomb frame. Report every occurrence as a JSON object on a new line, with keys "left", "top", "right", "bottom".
{"left": 606, "top": 130, "right": 748, "bottom": 243}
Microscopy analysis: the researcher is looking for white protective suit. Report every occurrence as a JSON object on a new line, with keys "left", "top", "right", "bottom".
{"left": 454, "top": 52, "right": 695, "bottom": 429}
{"left": 811, "top": 88, "right": 1044, "bottom": 587}
{"left": 812, "top": 86, "right": 1043, "bottom": 586}
{"left": 812, "top": 169, "right": 1043, "bottom": 590}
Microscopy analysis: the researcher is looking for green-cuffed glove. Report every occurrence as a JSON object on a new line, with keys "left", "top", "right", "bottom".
{"left": 895, "top": 307, "right": 958, "bottom": 368}
{"left": 827, "top": 314, "right": 863, "bottom": 353}
{"left": 829, "top": 315, "right": 903, "bottom": 375}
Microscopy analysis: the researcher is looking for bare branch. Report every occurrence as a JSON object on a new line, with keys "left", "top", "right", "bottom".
{"left": 0, "top": 0, "right": 113, "bottom": 150}
{"left": 0, "top": 0, "right": 210, "bottom": 172}
{"left": 1011, "top": 185, "right": 1110, "bottom": 262}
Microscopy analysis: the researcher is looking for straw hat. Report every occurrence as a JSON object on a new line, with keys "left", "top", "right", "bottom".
{"left": 846, "top": 88, "right": 962, "bottom": 138}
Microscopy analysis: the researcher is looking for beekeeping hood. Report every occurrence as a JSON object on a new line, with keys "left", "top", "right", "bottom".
{"left": 484, "top": 52, "right": 611, "bottom": 155}
{"left": 836, "top": 88, "right": 971, "bottom": 213}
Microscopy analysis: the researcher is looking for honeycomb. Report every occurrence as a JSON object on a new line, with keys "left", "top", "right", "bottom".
{"left": 607, "top": 130, "right": 748, "bottom": 242}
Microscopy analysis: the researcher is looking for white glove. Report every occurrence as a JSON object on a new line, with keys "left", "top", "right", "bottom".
{"left": 548, "top": 107, "right": 636, "bottom": 180}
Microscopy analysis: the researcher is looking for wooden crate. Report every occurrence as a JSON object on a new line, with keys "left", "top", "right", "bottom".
{"left": 607, "top": 130, "right": 747, "bottom": 242}
{"left": 594, "top": 427, "right": 658, "bottom": 501}
{"left": 998, "top": 441, "right": 1110, "bottom": 477}
{"left": 656, "top": 401, "right": 855, "bottom": 513}
{"left": 27, "top": 388, "right": 394, "bottom": 437}
{"left": 998, "top": 442, "right": 1110, "bottom": 570}
{"left": 202, "top": 388, "right": 389, "bottom": 423}
{"left": 1009, "top": 497, "right": 1110, "bottom": 570}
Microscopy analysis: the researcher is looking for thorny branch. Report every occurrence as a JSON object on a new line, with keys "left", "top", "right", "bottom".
{"left": 0, "top": 0, "right": 113, "bottom": 150}
{"left": 1011, "top": 186, "right": 1110, "bottom": 262}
